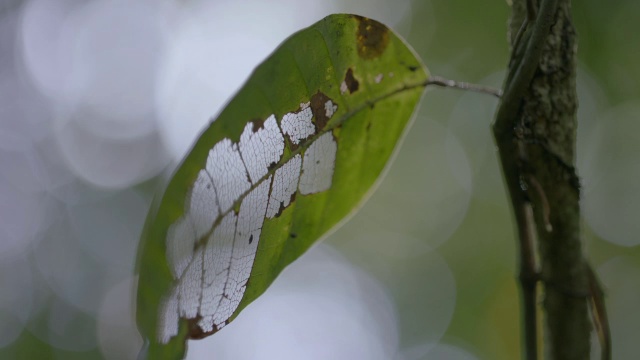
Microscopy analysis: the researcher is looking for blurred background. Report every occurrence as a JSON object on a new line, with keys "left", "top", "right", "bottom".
{"left": 0, "top": 0, "right": 639, "bottom": 359}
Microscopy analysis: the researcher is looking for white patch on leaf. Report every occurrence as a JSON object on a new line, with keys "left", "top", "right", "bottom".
{"left": 178, "top": 247, "right": 203, "bottom": 319}
{"left": 266, "top": 154, "right": 302, "bottom": 218}
{"left": 206, "top": 139, "right": 251, "bottom": 213}
{"left": 157, "top": 286, "right": 179, "bottom": 344}
{"left": 281, "top": 103, "right": 315, "bottom": 145}
{"left": 221, "top": 178, "right": 270, "bottom": 321}
{"left": 340, "top": 81, "right": 348, "bottom": 94}
{"left": 189, "top": 170, "right": 220, "bottom": 240}
{"left": 159, "top": 96, "right": 341, "bottom": 343}
{"left": 299, "top": 132, "right": 337, "bottom": 195}
{"left": 239, "top": 115, "right": 284, "bottom": 183}
{"left": 199, "top": 212, "right": 237, "bottom": 332}
{"left": 324, "top": 100, "right": 338, "bottom": 119}
{"left": 166, "top": 217, "right": 196, "bottom": 279}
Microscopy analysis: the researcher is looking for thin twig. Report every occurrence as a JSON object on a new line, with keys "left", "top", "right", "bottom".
{"left": 425, "top": 76, "right": 503, "bottom": 98}
{"left": 587, "top": 264, "right": 612, "bottom": 360}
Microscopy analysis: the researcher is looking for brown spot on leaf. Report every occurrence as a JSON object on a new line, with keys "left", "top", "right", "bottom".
{"left": 273, "top": 193, "right": 296, "bottom": 218}
{"left": 274, "top": 202, "right": 286, "bottom": 218}
{"left": 188, "top": 317, "right": 217, "bottom": 340}
{"left": 355, "top": 16, "right": 389, "bottom": 60}
{"left": 251, "top": 118, "right": 265, "bottom": 132}
{"left": 310, "top": 91, "right": 332, "bottom": 130}
{"left": 344, "top": 68, "right": 359, "bottom": 94}
{"left": 286, "top": 137, "right": 300, "bottom": 152}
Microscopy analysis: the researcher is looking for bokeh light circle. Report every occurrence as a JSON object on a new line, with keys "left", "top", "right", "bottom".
{"left": 447, "top": 71, "right": 503, "bottom": 202}
{"left": 33, "top": 210, "right": 111, "bottom": 314}
{"left": 19, "top": 0, "right": 79, "bottom": 102}
{"left": 355, "top": 117, "right": 471, "bottom": 248}
{"left": 333, "top": 229, "right": 458, "bottom": 354}
{"left": 69, "top": 189, "right": 149, "bottom": 275}
{"left": 580, "top": 103, "right": 640, "bottom": 247}
{"left": 97, "top": 276, "right": 142, "bottom": 360}
{"left": 26, "top": 0, "right": 174, "bottom": 189}
{"left": 53, "top": 106, "right": 170, "bottom": 189}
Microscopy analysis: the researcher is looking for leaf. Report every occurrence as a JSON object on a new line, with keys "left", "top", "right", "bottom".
{"left": 136, "top": 14, "right": 428, "bottom": 359}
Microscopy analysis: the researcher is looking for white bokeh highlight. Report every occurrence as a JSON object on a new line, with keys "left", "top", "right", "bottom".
{"left": 97, "top": 276, "right": 143, "bottom": 360}
{"left": 19, "top": 0, "right": 79, "bottom": 102}
{"left": 362, "top": 118, "right": 472, "bottom": 248}
{"left": 580, "top": 104, "right": 640, "bottom": 247}
{"left": 69, "top": 189, "right": 149, "bottom": 274}
{"left": 27, "top": 294, "right": 98, "bottom": 352}
{"left": 20, "top": 0, "right": 174, "bottom": 189}
{"left": 447, "top": 71, "right": 503, "bottom": 203}
{"left": 339, "top": 231, "right": 457, "bottom": 352}
{"left": 33, "top": 211, "right": 111, "bottom": 315}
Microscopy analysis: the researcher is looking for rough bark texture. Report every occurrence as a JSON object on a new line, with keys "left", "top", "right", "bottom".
{"left": 508, "top": 0, "right": 591, "bottom": 358}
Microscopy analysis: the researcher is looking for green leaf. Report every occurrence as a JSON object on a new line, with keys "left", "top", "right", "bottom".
{"left": 136, "top": 14, "right": 428, "bottom": 359}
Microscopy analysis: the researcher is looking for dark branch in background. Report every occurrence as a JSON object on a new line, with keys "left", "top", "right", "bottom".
{"left": 492, "top": 0, "right": 610, "bottom": 359}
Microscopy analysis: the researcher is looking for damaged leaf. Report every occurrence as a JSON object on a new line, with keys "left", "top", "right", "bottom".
{"left": 136, "top": 13, "right": 428, "bottom": 359}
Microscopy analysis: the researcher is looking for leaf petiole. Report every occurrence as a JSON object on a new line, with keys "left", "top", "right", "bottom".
{"left": 425, "top": 75, "right": 503, "bottom": 98}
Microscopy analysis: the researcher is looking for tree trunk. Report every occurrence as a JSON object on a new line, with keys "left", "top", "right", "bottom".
{"left": 494, "top": 0, "right": 592, "bottom": 358}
